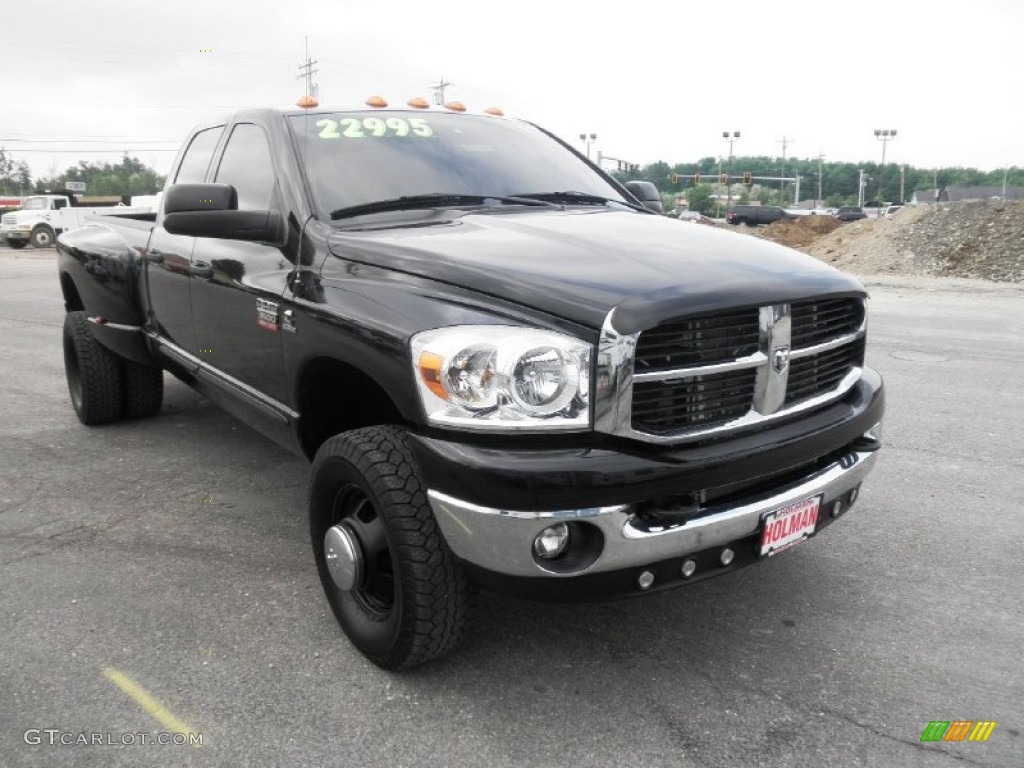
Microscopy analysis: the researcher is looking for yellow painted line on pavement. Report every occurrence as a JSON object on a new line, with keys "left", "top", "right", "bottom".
{"left": 102, "top": 666, "right": 202, "bottom": 747}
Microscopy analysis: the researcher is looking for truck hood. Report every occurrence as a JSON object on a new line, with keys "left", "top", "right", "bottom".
{"left": 325, "top": 209, "right": 864, "bottom": 333}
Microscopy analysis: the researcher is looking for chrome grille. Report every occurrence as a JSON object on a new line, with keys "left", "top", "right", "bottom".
{"left": 791, "top": 298, "right": 864, "bottom": 347}
{"left": 608, "top": 296, "right": 867, "bottom": 444}
{"left": 785, "top": 338, "right": 865, "bottom": 406}
{"left": 632, "top": 369, "right": 757, "bottom": 434}
{"left": 634, "top": 309, "right": 760, "bottom": 371}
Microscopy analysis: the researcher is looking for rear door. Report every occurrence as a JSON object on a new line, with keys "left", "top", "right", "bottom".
{"left": 145, "top": 126, "right": 224, "bottom": 352}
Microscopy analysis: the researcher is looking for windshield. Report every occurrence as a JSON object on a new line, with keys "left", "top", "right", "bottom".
{"left": 287, "top": 111, "right": 629, "bottom": 220}
{"left": 22, "top": 197, "right": 50, "bottom": 210}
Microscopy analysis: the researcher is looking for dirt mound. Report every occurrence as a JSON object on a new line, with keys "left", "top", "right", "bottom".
{"left": 760, "top": 216, "right": 842, "bottom": 248}
{"left": 804, "top": 202, "right": 1024, "bottom": 282}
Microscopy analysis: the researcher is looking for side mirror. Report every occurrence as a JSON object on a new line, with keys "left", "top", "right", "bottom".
{"left": 624, "top": 180, "right": 664, "bottom": 213}
{"left": 162, "top": 183, "right": 284, "bottom": 243}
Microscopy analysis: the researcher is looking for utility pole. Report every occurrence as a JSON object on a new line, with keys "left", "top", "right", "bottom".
{"left": 899, "top": 165, "right": 906, "bottom": 204}
{"left": 723, "top": 130, "right": 740, "bottom": 211}
{"left": 873, "top": 128, "right": 897, "bottom": 205}
{"left": 817, "top": 153, "right": 825, "bottom": 208}
{"left": 296, "top": 36, "right": 319, "bottom": 100}
{"left": 777, "top": 136, "right": 794, "bottom": 203}
{"left": 431, "top": 77, "right": 453, "bottom": 106}
{"left": 1003, "top": 167, "right": 1010, "bottom": 199}
{"left": 858, "top": 170, "right": 866, "bottom": 207}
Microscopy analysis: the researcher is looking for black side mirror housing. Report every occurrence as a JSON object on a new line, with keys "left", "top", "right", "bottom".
{"left": 624, "top": 180, "right": 664, "bottom": 213}
{"left": 162, "top": 183, "right": 284, "bottom": 244}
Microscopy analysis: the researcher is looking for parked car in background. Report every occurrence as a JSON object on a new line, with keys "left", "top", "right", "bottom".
{"left": 834, "top": 206, "right": 867, "bottom": 222}
{"left": 726, "top": 205, "right": 796, "bottom": 226}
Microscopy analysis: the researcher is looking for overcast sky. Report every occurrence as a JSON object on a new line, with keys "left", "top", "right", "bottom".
{"left": 2, "top": 0, "right": 1021, "bottom": 182}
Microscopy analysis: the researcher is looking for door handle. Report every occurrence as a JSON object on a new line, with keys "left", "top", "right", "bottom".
{"left": 145, "top": 248, "right": 164, "bottom": 264}
{"left": 190, "top": 261, "right": 213, "bottom": 279}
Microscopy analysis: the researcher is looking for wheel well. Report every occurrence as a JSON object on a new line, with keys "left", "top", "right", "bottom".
{"left": 297, "top": 358, "right": 407, "bottom": 460}
{"left": 61, "top": 272, "right": 85, "bottom": 312}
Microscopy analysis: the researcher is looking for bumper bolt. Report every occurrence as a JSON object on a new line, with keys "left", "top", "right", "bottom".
{"left": 680, "top": 559, "right": 697, "bottom": 579}
{"left": 637, "top": 570, "right": 655, "bottom": 590}
{"left": 719, "top": 548, "right": 734, "bottom": 567}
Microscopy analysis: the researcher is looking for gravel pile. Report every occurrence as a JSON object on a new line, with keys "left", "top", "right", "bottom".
{"left": 799, "top": 202, "right": 1024, "bottom": 282}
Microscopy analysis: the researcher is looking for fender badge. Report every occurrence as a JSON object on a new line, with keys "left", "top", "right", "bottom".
{"left": 282, "top": 309, "right": 296, "bottom": 333}
{"left": 256, "top": 298, "right": 280, "bottom": 332}
{"left": 772, "top": 346, "right": 790, "bottom": 374}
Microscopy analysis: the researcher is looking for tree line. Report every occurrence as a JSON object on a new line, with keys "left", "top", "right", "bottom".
{"left": 615, "top": 157, "right": 1024, "bottom": 214}
{"left": 0, "top": 149, "right": 165, "bottom": 197}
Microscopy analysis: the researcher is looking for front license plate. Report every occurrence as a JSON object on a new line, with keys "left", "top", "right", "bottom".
{"left": 759, "top": 495, "right": 822, "bottom": 557}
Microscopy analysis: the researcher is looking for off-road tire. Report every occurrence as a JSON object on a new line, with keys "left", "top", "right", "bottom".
{"left": 63, "top": 311, "right": 123, "bottom": 425}
{"left": 30, "top": 225, "right": 56, "bottom": 249}
{"left": 122, "top": 361, "right": 163, "bottom": 419}
{"left": 309, "top": 425, "right": 473, "bottom": 670}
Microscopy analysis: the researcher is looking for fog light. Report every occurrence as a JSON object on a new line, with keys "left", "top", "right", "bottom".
{"left": 533, "top": 522, "right": 570, "bottom": 560}
{"left": 638, "top": 570, "right": 655, "bottom": 590}
{"left": 719, "top": 548, "right": 735, "bottom": 567}
{"left": 680, "top": 559, "right": 697, "bottom": 579}
{"left": 849, "top": 487, "right": 859, "bottom": 505}
{"left": 831, "top": 500, "right": 843, "bottom": 518}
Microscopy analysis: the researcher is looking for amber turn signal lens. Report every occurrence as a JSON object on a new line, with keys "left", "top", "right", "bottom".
{"left": 418, "top": 351, "right": 447, "bottom": 400}
{"left": 365, "top": 95, "right": 388, "bottom": 108}
{"left": 407, "top": 97, "right": 430, "bottom": 109}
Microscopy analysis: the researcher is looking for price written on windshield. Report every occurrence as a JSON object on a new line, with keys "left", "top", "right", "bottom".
{"left": 316, "top": 117, "right": 434, "bottom": 139}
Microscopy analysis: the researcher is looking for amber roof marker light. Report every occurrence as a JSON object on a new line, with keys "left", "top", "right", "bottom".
{"left": 366, "top": 96, "right": 388, "bottom": 108}
{"left": 407, "top": 97, "right": 430, "bottom": 109}
{"left": 484, "top": 107, "right": 505, "bottom": 117}
{"left": 443, "top": 101, "right": 467, "bottom": 112}
{"left": 296, "top": 95, "right": 319, "bottom": 109}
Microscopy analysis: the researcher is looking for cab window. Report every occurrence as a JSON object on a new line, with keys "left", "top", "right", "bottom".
{"left": 214, "top": 124, "right": 276, "bottom": 210}
{"left": 175, "top": 126, "right": 224, "bottom": 184}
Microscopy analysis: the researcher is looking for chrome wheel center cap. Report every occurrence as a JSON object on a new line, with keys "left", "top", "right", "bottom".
{"left": 324, "top": 524, "right": 362, "bottom": 592}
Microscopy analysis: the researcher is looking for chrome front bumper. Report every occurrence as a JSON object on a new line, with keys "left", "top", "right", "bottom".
{"left": 428, "top": 448, "right": 877, "bottom": 579}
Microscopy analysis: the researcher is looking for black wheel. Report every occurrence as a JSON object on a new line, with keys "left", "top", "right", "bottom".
{"left": 122, "top": 361, "right": 163, "bottom": 418}
{"left": 6, "top": 239, "right": 28, "bottom": 249}
{"left": 745, "top": 220, "right": 759, "bottom": 227}
{"left": 30, "top": 225, "right": 56, "bottom": 249}
{"left": 63, "top": 311, "right": 124, "bottom": 425}
{"left": 309, "top": 426, "right": 473, "bottom": 670}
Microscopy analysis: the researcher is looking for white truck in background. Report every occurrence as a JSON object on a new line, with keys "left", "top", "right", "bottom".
{"left": 0, "top": 194, "right": 157, "bottom": 249}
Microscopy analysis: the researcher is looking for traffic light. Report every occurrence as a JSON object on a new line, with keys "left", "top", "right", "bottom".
{"left": 693, "top": 173, "right": 701, "bottom": 184}
{"left": 743, "top": 172, "right": 752, "bottom": 184}
{"left": 670, "top": 172, "right": 679, "bottom": 184}
{"left": 720, "top": 173, "right": 729, "bottom": 184}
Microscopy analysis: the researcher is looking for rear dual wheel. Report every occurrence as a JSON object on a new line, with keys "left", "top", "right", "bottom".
{"left": 309, "top": 426, "right": 473, "bottom": 670}
{"left": 62, "top": 311, "right": 163, "bottom": 424}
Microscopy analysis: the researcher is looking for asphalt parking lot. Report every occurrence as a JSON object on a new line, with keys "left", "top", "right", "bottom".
{"left": 1, "top": 246, "right": 1022, "bottom": 767}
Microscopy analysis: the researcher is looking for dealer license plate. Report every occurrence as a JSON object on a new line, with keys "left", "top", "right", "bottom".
{"left": 759, "top": 495, "right": 822, "bottom": 557}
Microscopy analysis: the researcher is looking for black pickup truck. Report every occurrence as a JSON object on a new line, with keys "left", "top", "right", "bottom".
{"left": 726, "top": 205, "right": 797, "bottom": 226}
{"left": 56, "top": 102, "right": 884, "bottom": 670}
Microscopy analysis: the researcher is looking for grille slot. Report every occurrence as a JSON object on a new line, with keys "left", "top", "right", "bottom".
{"left": 632, "top": 369, "right": 756, "bottom": 434}
{"left": 791, "top": 298, "right": 864, "bottom": 347}
{"left": 785, "top": 338, "right": 865, "bottom": 406}
{"left": 634, "top": 309, "right": 760, "bottom": 372}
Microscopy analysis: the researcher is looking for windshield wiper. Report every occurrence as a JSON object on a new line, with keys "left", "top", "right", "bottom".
{"left": 330, "top": 193, "right": 557, "bottom": 220}
{"left": 510, "top": 191, "right": 648, "bottom": 212}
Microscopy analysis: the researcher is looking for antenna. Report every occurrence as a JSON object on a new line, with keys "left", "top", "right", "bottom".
{"left": 431, "top": 77, "right": 453, "bottom": 106}
{"left": 297, "top": 36, "right": 319, "bottom": 100}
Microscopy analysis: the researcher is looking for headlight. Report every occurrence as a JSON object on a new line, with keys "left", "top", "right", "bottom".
{"left": 411, "top": 326, "right": 591, "bottom": 431}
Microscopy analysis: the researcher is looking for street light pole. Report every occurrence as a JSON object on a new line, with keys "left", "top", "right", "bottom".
{"left": 874, "top": 128, "right": 897, "bottom": 207}
{"left": 579, "top": 132, "right": 597, "bottom": 160}
{"left": 722, "top": 130, "right": 740, "bottom": 211}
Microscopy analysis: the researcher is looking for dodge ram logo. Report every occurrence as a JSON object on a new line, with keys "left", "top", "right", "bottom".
{"left": 772, "top": 346, "right": 790, "bottom": 374}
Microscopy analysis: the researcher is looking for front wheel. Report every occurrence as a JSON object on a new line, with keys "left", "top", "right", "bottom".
{"left": 309, "top": 426, "right": 473, "bottom": 670}
{"left": 30, "top": 225, "right": 56, "bottom": 248}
